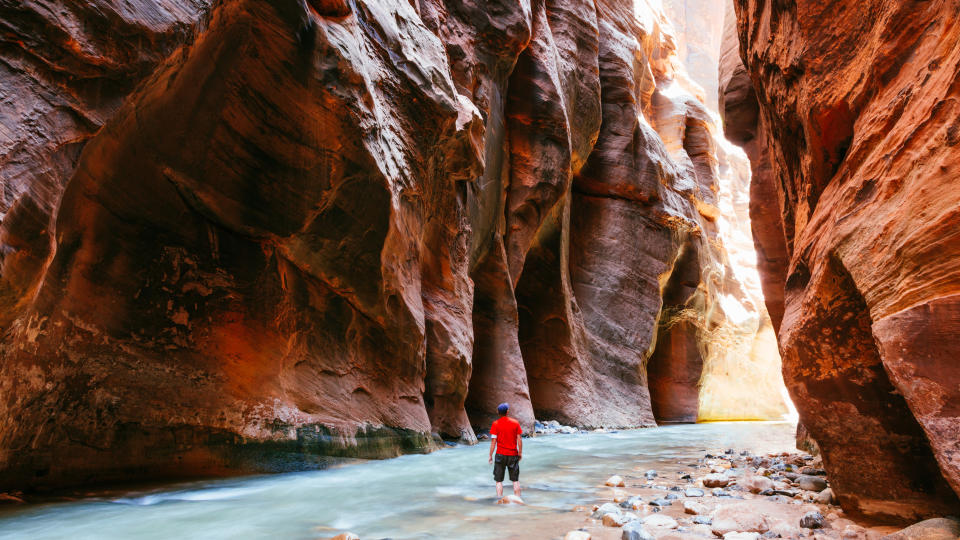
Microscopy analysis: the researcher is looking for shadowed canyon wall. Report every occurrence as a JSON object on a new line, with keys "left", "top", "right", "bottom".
{"left": 1, "top": 0, "right": 783, "bottom": 490}
{"left": 722, "top": 0, "right": 960, "bottom": 522}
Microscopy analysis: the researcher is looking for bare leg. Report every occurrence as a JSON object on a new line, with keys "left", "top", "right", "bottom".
{"left": 496, "top": 481, "right": 503, "bottom": 498}
{"left": 513, "top": 481, "right": 521, "bottom": 497}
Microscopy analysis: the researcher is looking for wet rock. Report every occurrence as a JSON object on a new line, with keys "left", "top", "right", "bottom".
{"left": 622, "top": 521, "right": 654, "bottom": 540}
{"left": 704, "top": 474, "right": 731, "bottom": 488}
{"left": 880, "top": 517, "right": 960, "bottom": 540}
{"left": 565, "top": 531, "right": 592, "bottom": 540}
{"left": 796, "top": 476, "right": 827, "bottom": 492}
{"left": 650, "top": 498, "right": 673, "bottom": 507}
{"left": 665, "top": 493, "right": 681, "bottom": 500}
{"left": 683, "top": 499, "right": 708, "bottom": 515}
{"left": 644, "top": 514, "right": 679, "bottom": 529}
{"left": 799, "top": 511, "right": 824, "bottom": 529}
{"left": 606, "top": 476, "right": 626, "bottom": 487}
{"left": 620, "top": 496, "right": 644, "bottom": 510}
{"left": 685, "top": 488, "right": 705, "bottom": 497}
{"left": 711, "top": 502, "right": 770, "bottom": 535}
{"left": 496, "top": 495, "right": 525, "bottom": 505}
{"left": 646, "top": 470, "right": 658, "bottom": 480}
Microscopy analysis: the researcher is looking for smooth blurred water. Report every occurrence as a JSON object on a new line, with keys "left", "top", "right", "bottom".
{"left": 0, "top": 422, "right": 797, "bottom": 540}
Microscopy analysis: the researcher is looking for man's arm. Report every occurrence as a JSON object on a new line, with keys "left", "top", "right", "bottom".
{"left": 517, "top": 432, "right": 523, "bottom": 460}
{"left": 488, "top": 436, "right": 497, "bottom": 463}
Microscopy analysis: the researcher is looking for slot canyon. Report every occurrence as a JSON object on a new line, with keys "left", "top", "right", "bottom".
{"left": 0, "top": 0, "right": 958, "bottom": 534}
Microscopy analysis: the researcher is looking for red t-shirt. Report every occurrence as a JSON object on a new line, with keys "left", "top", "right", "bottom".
{"left": 490, "top": 416, "right": 522, "bottom": 456}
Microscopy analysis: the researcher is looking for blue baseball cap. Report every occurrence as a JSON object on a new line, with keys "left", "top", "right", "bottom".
{"left": 497, "top": 403, "right": 509, "bottom": 415}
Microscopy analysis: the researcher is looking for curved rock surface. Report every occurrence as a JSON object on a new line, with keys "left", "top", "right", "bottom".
{"left": 725, "top": 0, "right": 960, "bottom": 522}
{"left": 1, "top": 0, "right": 781, "bottom": 490}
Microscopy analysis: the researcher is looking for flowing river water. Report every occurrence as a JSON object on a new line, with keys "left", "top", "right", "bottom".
{"left": 0, "top": 422, "right": 797, "bottom": 540}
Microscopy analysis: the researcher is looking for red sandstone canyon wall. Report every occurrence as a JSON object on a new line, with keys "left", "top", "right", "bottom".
{"left": 723, "top": 0, "right": 960, "bottom": 522}
{"left": 1, "top": 0, "right": 778, "bottom": 490}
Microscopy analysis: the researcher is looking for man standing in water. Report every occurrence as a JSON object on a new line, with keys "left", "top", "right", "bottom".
{"left": 488, "top": 402, "right": 523, "bottom": 499}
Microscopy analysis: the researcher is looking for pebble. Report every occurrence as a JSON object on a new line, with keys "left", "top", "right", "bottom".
{"left": 606, "top": 475, "right": 626, "bottom": 487}
{"left": 645, "top": 470, "right": 658, "bottom": 479}
{"left": 692, "top": 516, "right": 713, "bottom": 525}
{"left": 664, "top": 493, "right": 681, "bottom": 500}
{"left": 619, "top": 496, "right": 644, "bottom": 510}
{"left": 800, "top": 511, "right": 825, "bottom": 529}
{"left": 649, "top": 498, "right": 673, "bottom": 507}
{"left": 564, "top": 531, "right": 591, "bottom": 540}
{"left": 685, "top": 488, "right": 705, "bottom": 497}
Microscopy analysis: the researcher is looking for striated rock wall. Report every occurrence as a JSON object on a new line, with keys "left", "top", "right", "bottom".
{"left": 725, "top": 0, "right": 960, "bottom": 522}
{"left": 1, "top": 0, "right": 778, "bottom": 490}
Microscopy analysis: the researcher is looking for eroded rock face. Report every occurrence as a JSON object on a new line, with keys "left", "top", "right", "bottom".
{"left": 726, "top": 0, "right": 960, "bottom": 521}
{"left": 1, "top": 0, "right": 778, "bottom": 490}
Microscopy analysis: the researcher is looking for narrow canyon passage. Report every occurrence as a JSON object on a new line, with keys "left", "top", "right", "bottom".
{"left": 0, "top": 0, "right": 959, "bottom": 534}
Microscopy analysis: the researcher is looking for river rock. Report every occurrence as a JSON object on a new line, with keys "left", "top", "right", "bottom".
{"left": 711, "top": 503, "right": 769, "bottom": 535}
{"left": 693, "top": 516, "right": 712, "bottom": 525}
{"left": 685, "top": 488, "right": 705, "bottom": 497}
{"left": 604, "top": 512, "right": 631, "bottom": 527}
{"left": 606, "top": 476, "right": 626, "bottom": 487}
{"left": 768, "top": 520, "right": 802, "bottom": 538}
{"left": 703, "top": 474, "right": 731, "bottom": 488}
{"left": 664, "top": 493, "right": 681, "bottom": 500}
{"left": 593, "top": 503, "right": 622, "bottom": 519}
{"left": 880, "top": 517, "right": 960, "bottom": 540}
{"left": 740, "top": 475, "right": 775, "bottom": 494}
{"left": 800, "top": 511, "right": 824, "bottom": 529}
{"left": 683, "top": 499, "right": 708, "bottom": 515}
{"left": 565, "top": 532, "right": 592, "bottom": 540}
{"left": 613, "top": 490, "right": 628, "bottom": 503}
{"left": 816, "top": 488, "right": 836, "bottom": 505}
{"left": 496, "top": 495, "right": 525, "bottom": 505}
{"left": 622, "top": 521, "right": 654, "bottom": 540}
{"left": 650, "top": 498, "right": 673, "bottom": 507}
{"left": 645, "top": 470, "right": 658, "bottom": 479}
{"left": 796, "top": 475, "right": 827, "bottom": 492}
{"left": 644, "top": 514, "right": 679, "bottom": 529}
{"left": 620, "top": 496, "right": 644, "bottom": 510}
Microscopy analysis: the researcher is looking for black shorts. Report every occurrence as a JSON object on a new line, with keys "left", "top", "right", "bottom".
{"left": 493, "top": 453, "right": 520, "bottom": 482}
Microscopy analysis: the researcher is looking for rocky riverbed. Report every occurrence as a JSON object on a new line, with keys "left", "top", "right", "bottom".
{"left": 557, "top": 448, "right": 960, "bottom": 540}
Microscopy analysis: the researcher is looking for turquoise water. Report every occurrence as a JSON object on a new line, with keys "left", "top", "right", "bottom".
{"left": 0, "top": 422, "right": 796, "bottom": 539}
